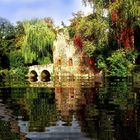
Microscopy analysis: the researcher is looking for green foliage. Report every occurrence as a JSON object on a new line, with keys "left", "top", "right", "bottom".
{"left": 96, "top": 55, "right": 107, "bottom": 70}
{"left": 108, "top": 0, "right": 140, "bottom": 50}
{"left": 9, "top": 50, "right": 24, "bottom": 68}
{"left": 0, "top": 17, "right": 15, "bottom": 69}
{"left": 81, "top": 0, "right": 140, "bottom": 77}
{"left": 0, "top": 17, "right": 15, "bottom": 52}
{"left": 25, "top": 88, "right": 57, "bottom": 130}
{"left": 83, "top": 41, "right": 96, "bottom": 56}
{"left": 109, "top": 0, "right": 140, "bottom": 27}
{"left": 21, "top": 19, "right": 56, "bottom": 64}
{"left": 1, "top": 49, "right": 28, "bottom": 86}
{"left": 107, "top": 49, "right": 127, "bottom": 76}
{"left": 38, "top": 56, "right": 52, "bottom": 65}
{"left": 68, "top": 10, "right": 109, "bottom": 58}
{"left": 68, "top": 11, "right": 84, "bottom": 38}
{"left": 9, "top": 50, "right": 28, "bottom": 85}
{"left": 92, "top": 17, "right": 109, "bottom": 49}
{"left": 99, "top": 77, "right": 132, "bottom": 110}
{"left": 0, "top": 0, "right": 139, "bottom": 79}
{"left": 15, "top": 21, "right": 25, "bottom": 49}
{"left": 95, "top": 48, "right": 138, "bottom": 77}
{"left": 2, "top": 67, "right": 28, "bottom": 87}
{"left": 9, "top": 67, "right": 28, "bottom": 78}
{"left": 106, "top": 49, "right": 137, "bottom": 76}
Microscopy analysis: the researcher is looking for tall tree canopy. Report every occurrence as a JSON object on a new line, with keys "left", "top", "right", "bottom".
{"left": 68, "top": 9, "right": 109, "bottom": 57}
{"left": 82, "top": 0, "right": 140, "bottom": 49}
{"left": 80, "top": 0, "right": 139, "bottom": 76}
{"left": 20, "top": 19, "right": 56, "bottom": 64}
{"left": 109, "top": 0, "right": 140, "bottom": 49}
{"left": 0, "top": 17, "right": 15, "bottom": 54}
{"left": 0, "top": 17, "right": 15, "bottom": 69}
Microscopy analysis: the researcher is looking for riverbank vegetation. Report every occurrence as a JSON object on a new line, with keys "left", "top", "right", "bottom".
{"left": 0, "top": 0, "right": 140, "bottom": 83}
{"left": 68, "top": 0, "right": 139, "bottom": 76}
{"left": 0, "top": 18, "right": 56, "bottom": 85}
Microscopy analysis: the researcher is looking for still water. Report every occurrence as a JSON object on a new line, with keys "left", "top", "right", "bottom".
{"left": 0, "top": 77, "right": 140, "bottom": 140}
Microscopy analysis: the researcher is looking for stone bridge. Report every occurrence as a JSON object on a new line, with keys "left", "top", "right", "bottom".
{"left": 28, "top": 64, "right": 53, "bottom": 82}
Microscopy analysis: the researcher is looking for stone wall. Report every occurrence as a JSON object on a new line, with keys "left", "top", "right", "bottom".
{"left": 53, "top": 29, "right": 95, "bottom": 78}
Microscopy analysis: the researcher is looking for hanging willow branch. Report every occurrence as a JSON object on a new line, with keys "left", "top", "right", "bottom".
{"left": 21, "top": 19, "right": 56, "bottom": 64}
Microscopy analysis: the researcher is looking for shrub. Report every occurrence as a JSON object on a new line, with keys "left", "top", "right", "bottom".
{"left": 38, "top": 56, "right": 52, "bottom": 65}
{"left": 106, "top": 49, "right": 137, "bottom": 77}
{"left": 10, "top": 51, "right": 24, "bottom": 69}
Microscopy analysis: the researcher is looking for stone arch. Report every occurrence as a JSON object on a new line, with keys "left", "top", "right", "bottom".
{"left": 40, "top": 70, "right": 51, "bottom": 82}
{"left": 29, "top": 70, "right": 38, "bottom": 82}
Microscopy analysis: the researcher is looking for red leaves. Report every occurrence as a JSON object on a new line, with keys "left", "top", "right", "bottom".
{"left": 115, "top": 28, "right": 134, "bottom": 49}
{"left": 88, "top": 58, "right": 94, "bottom": 65}
{"left": 124, "top": 39, "right": 129, "bottom": 49}
{"left": 112, "top": 10, "right": 134, "bottom": 49}
{"left": 111, "top": 9, "right": 134, "bottom": 49}
{"left": 73, "top": 35, "right": 83, "bottom": 50}
{"left": 111, "top": 10, "right": 119, "bottom": 23}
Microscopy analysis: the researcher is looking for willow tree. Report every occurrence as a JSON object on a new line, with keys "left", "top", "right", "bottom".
{"left": 21, "top": 19, "right": 56, "bottom": 64}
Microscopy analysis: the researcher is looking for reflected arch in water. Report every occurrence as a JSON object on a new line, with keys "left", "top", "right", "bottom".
{"left": 40, "top": 70, "right": 51, "bottom": 82}
{"left": 29, "top": 70, "right": 38, "bottom": 82}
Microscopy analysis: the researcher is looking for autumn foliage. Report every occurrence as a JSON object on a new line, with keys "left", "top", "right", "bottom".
{"left": 111, "top": 10, "right": 134, "bottom": 49}
{"left": 73, "top": 35, "right": 83, "bottom": 51}
{"left": 111, "top": 10, "right": 119, "bottom": 23}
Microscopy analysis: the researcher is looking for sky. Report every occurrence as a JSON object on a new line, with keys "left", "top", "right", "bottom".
{"left": 0, "top": 0, "right": 92, "bottom": 26}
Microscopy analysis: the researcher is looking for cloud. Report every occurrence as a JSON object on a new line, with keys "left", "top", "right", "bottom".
{"left": 0, "top": 0, "right": 93, "bottom": 27}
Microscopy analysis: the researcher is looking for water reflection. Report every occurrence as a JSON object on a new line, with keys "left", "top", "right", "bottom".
{"left": 0, "top": 78, "right": 140, "bottom": 140}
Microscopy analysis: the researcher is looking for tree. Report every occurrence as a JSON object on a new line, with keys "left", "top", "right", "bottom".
{"left": 68, "top": 7, "right": 109, "bottom": 58}
{"left": 83, "top": 0, "right": 140, "bottom": 49}
{"left": 0, "top": 17, "right": 15, "bottom": 69}
{"left": 81, "top": 0, "right": 139, "bottom": 76}
{"left": 15, "top": 21, "right": 25, "bottom": 49}
{"left": 20, "top": 19, "right": 56, "bottom": 64}
{"left": 109, "top": 0, "right": 140, "bottom": 49}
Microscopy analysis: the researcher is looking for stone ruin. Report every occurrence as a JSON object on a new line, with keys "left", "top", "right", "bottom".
{"left": 53, "top": 29, "right": 96, "bottom": 79}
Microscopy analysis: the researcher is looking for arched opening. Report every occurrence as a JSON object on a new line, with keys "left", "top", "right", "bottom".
{"left": 29, "top": 70, "right": 38, "bottom": 82}
{"left": 68, "top": 58, "right": 73, "bottom": 66}
{"left": 57, "top": 59, "right": 61, "bottom": 65}
{"left": 41, "top": 70, "right": 51, "bottom": 82}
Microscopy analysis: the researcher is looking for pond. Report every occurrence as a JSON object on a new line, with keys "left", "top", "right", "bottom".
{"left": 0, "top": 76, "right": 140, "bottom": 140}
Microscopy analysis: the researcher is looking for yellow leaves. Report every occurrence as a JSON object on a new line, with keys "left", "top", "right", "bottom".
{"left": 109, "top": 0, "right": 122, "bottom": 12}
{"left": 133, "top": 0, "right": 140, "bottom": 17}
{"left": 109, "top": 0, "right": 140, "bottom": 19}
{"left": 78, "top": 17, "right": 93, "bottom": 37}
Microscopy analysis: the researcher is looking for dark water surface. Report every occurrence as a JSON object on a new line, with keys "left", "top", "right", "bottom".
{"left": 0, "top": 77, "right": 140, "bottom": 140}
